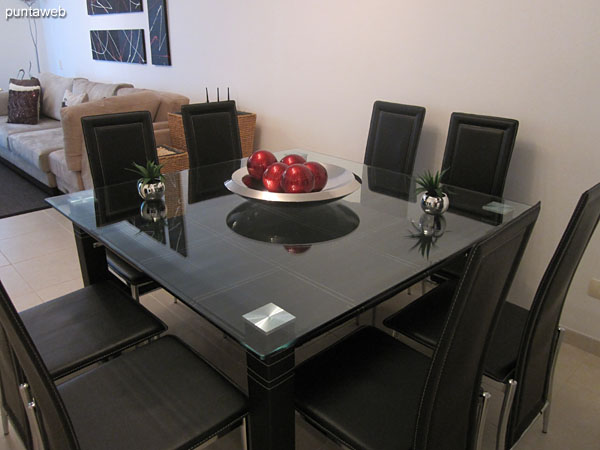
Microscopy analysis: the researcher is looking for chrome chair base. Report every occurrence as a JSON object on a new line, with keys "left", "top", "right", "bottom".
{"left": 495, "top": 327, "right": 564, "bottom": 450}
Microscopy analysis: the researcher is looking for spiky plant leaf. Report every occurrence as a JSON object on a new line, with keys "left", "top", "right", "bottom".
{"left": 126, "top": 160, "right": 165, "bottom": 184}
{"left": 415, "top": 168, "right": 448, "bottom": 197}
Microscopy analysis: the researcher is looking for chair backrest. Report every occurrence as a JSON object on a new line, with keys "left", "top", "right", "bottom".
{"left": 0, "top": 282, "right": 79, "bottom": 449}
{"left": 81, "top": 111, "right": 158, "bottom": 188}
{"left": 507, "top": 183, "right": 600, "bottom": 447}
{"left": 0, "top": 326, "right": 32, "bottom": 449}
{"left": 441, "top": 113, "right": 518, "bottom": 197}
{"left": 414, "top": 202, "right": 540, "bottom": 450}
{"left": 364, "top": 101, "right": 426, "bottom": 176}
{"left": 180, "top": 101, "right": 242, "bottom": 169}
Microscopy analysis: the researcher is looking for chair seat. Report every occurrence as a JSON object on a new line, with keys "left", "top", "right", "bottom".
{"left": 383, "top": 279, "right": 457, "bottom": 348}
{"left": 20, "top": 280, "right": 166, "bottom": 379}
{"left": 295, "top": 326, "right": 431, "bottom": 450}
{"left": 58, "top": 336, "right": 248, "bottom": 450}
{"left": 484, "top": 302, "right": 528, "bottom": 382}
{"left": 106, "top": 249, "right": 155, "bottom": 286}
{"left": 384, "top": 280, "right": 528, "bottom": 383}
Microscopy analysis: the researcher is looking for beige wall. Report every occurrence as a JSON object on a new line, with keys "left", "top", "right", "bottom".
{"left": 0, "top": 0, "right": 49, "bottom": 90}
{"left": 20, "top": 0, "right": 600, "bottom": 338}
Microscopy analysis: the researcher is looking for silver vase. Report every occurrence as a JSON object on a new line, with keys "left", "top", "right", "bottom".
{"left": 420, "top": 192, "right": 449, "bottom": 215}
{"left": 140, "top": 200, "right": 167, "bottom": 222}
{"left": 138, "top": 180, "right": 165, "bottom": 200}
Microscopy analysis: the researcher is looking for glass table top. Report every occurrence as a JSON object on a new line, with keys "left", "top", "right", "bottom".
{"left": 47, "top": 150, "right": 532, "bottom": 358}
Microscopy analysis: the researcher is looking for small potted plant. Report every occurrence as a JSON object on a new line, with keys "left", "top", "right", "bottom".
{"left": 415, "top": 169, "right": 449, "bottom": 215}
{"left": 128, "top": 160, "right": 166, "bottom": 200}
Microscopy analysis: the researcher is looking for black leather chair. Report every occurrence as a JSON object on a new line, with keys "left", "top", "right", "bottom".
{"left": 364, "top": 101, "right": 426, "bottom": 176}
{"left": 441, "top": 112, "right": 519, "bottom": 197}
{"left": 0, "top": 281, "right": 248, "bottom": 450}
{"left": 181, "top": 100, "right": 242, "bottom": 169}
{"left": 81, "top": 111, "right": 161, "bottom": 301}
{"left": 431, "top": 112, "right": 519, "bottom": 283}
{"left": 0, "top": 279, "right": 166, "bottom": 449}
{"left": 384, "top": 183, "right": 600, "bottom": 450}
{"left": 295, "top": 203, "right": 540, "bottom": 450}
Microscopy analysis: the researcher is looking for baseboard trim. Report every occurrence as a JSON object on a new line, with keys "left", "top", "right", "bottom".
{"left": 563, "top": 328, "right": 600, "bottom": 358}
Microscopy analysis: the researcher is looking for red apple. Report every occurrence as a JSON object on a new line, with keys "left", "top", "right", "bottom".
{"left": 280, "top": 154, "right": 306, "bottom": 166}
{"left": 242, "top": 174, "right": 262, "bottom": 189}
{"left": 247, "top": 150, "right": 277, "bottom": 180}
{"left": 262, "top": 162, "right": 288, "bottom": 192}
{"left": 304, "top": 162, "right": 328, "bottom": 192}
{"left": 281, "top": 164, "right": 315, "bottom": 193}
{"left": 283, "top": 244, "right": 311, "bottom": 254}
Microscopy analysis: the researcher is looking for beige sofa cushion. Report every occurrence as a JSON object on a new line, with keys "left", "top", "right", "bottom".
{"left": 48, "top": 150, "right": 84, "bottom": 192}
{"left": 0, "top": 115, "right": 61, "bottom": 148}
{"left": 117, "top": 88, "right": 189, "bottom": 122}
{"left": 38, "top": 73, "right": 75, "bottom": 120}
{"left": 8, "top": 128, "right": 64, "bottom": 172}
{"left": 61, "top": 92, "right": 162, "bottom": 171}
{"left": 72, "top": 79, "right": 134, "bottom": 102}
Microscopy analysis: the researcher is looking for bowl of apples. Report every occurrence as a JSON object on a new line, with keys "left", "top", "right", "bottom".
{"left": 224, "top": 151, "right": 360, "bottom": 203}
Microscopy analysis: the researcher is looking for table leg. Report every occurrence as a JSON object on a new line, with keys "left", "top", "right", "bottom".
{"left": 246, "top": 348, "right": 295, "bottom": 450}
{"left": 73, "top": 224, "right": 109, "bottom": 286}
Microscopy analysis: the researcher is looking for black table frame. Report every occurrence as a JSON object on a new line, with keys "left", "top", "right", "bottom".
{"left": 72, "top": 223, "right": 460, "bottom": 449}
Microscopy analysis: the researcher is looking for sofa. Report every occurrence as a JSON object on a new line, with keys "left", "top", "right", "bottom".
{"left": 0, "top": 72, "right": 189, "bottom": 193}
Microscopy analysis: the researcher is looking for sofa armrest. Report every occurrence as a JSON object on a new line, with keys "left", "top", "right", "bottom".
{"left": 154, "top": 128, "right": 172, "bottom": 147}
{"left": 0, "top": 91, "right": 8, "bottom": 116}
{"left": 155, "top": 92, "right": 190, "bottom": 122}
{"left": 153, "top": 120, "right": 169, "bottom": 131}
{"left": 61, "top": 92, "right": 162, "bottom": 172}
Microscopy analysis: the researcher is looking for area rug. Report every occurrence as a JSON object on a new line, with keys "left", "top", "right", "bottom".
{"left": 0, "top": 162, "right": 54, "bottom": 219}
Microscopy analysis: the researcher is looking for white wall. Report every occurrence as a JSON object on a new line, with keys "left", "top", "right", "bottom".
{"left": 0, "top": 0, "right": 48, "bottom": 90}
{"left": 22, "top": 0, "right": 600, "bottom": 338}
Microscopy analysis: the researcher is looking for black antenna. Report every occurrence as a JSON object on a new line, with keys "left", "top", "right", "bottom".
{"left": 217, "top": 87, "right": 220, "bottom": 102}
{"left": 205, "top": 87, "right": 209, "bottom": 103}
{"left": 227, "top": 87, "right": 230, "bottom": 101}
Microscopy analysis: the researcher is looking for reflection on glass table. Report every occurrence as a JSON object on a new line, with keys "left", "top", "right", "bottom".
{"left": 226, "top": 201, "right": 360, "bottom": 254}
{"left": 93, "top": 175, "right": 188, "bottom": 257}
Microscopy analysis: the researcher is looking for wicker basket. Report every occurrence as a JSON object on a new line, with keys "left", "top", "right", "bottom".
{"left": 157, "top": 145, "right": 189, "bottom": 173}
{"left": 167, "top": 111, "right": 257, "bottom": 157}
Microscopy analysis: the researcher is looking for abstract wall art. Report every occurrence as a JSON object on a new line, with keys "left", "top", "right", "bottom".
{"left": 87, "top": 0, "right": 143, "bottom": 15}
{"left": 90, "top": 29, "right": 147, "bottom": 64}
{"left": 147, "top": 0, "right": 171, "bottom": 66}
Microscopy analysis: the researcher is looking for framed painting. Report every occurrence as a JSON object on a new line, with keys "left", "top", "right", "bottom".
{"left": 90, "top": 29, "right": 147, "bottom": 64}
{"left": 87, "top": 0, "right": 143, "bottom": 15}
{"left": 148, "top": 0, "right": 171, "bottom": 66}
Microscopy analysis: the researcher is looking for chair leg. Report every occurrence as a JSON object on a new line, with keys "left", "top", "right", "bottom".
{"left": 474, "top": 391, "right": 492, "bottom": 450}
{"left": 496, "top": 379, "right": 517, "bottom": 450}
{"left": 1, "top": 405, "right": 8, "bottom": 436}
{"left": 19, "top": 384, "right": 44, "bottom": 450}
{"left": 543, "top": 327, "right": 565, "bottom": 433}
{"left": 241, "top": 417, "right": 248, "bottom": 450}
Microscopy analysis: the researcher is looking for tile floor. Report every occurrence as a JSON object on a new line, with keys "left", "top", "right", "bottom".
{"left": 0, "top": 208, "right": 599, "bottom": 450}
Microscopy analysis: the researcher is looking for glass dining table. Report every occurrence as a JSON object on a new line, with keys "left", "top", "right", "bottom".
{"left": 47, "top": 150, "right": 532, "bottom": 450}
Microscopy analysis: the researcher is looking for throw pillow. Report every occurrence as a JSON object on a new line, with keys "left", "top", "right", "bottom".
{"left": 62, "top": 89, "right": 88, "bottom": 108}
{"left": 72, "top": 79, "right": 133, "bottom": 102}
{"left": 7, "top": 78, "right": 41, "bottom": 125}
{"left": 38, "top": 72, "right": 74, "bottom": 120}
